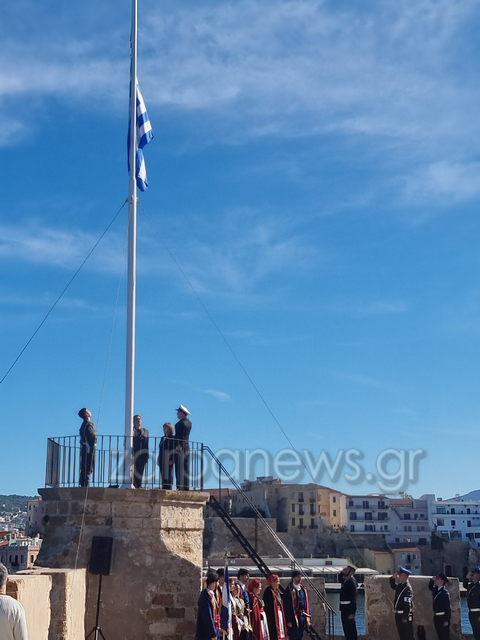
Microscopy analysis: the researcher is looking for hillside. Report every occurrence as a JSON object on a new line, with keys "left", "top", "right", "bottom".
{"left": 0, "top": 495, "right": 36, "bottom": 512}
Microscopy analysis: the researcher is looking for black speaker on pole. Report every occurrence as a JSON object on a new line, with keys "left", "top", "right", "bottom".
{"left": 89, "top": 536, "right": 115, "bottom": 576}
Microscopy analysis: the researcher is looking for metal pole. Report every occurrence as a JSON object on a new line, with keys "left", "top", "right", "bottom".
{"left": 122, "top": 0, "right": 138, "bottom": 488}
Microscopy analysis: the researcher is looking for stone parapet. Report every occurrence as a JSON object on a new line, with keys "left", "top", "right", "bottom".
{"left": 37, "top": 487, "right": 209, "bottom": 640}
{"left": 365, "top": 575, "right": 462, "bottom": 640}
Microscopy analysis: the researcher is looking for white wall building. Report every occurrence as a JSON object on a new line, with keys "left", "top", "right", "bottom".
{"left": 346, "top": 494, "right": 390, "bottom": 534}
{"left": 429, "top": 497, "right": 480, "bottom": 547}
{"left": 387, "top": 494, "right": 435, "bottom": 545}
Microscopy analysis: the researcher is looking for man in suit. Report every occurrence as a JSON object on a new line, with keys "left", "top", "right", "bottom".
{"left": 196, "top": 572, "right": 220, "bottom": 640}
{"left": 390, "top": 567, "right": 414, "bottom": 640}
{"left": 339, "top": 565, "right": 358, "bottom": 640}
{"left": 174, "top": 404, "right": 192, "bottom": 490}
{"left": 132, "top": 414, "right": 149, "bottom": 489}
{"left": 78, "top": 407, "right": 97, "bottom": 487}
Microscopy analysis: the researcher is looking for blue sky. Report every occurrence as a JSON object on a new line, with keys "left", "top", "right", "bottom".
{"left": 2, "top": 0, "right": 480, "bottom": 499}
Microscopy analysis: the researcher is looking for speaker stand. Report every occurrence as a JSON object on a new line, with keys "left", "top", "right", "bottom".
{"left": 86, "top": 574, "right": 107, "bottom": 640}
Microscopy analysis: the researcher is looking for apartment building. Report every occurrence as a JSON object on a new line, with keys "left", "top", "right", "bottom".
{"left": 346, "top": 494, "right": 390, "bottom": 534}
{"left": 429, "top": 497, "right": 480, "bottom": 547}
{"left": 387, "top": 494, "right": 434, "bottom": 545}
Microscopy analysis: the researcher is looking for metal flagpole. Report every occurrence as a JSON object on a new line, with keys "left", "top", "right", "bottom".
{"left": 123, "top": 0, "right": 138, "bottom": 488}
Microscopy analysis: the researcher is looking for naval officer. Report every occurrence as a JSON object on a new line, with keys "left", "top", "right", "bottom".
{"left": 390, "top": 567, "right": 414, "bottom": 640}
{"left": 428, "top": 572, "right": 451, "bottom": 640}
{"left": 339, "top": 564, "right": 358, "bottom": 640}
{"left": 174, "top": 404, "right": 192, "bottom": 490}
{"left": 464, "top": 566, "right": 480, "bottom": 640}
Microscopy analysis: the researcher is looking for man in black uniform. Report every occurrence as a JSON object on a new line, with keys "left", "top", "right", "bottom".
{"left": 174, "top": 404, "right": 192, "bottom": 490}
{"left": 390, "top": 567, "right": 414, "bottom": 640}
{"left": 339, "top": 564, "right": 358, "bottom": 640}
{"left": 133, "top": 414, "right": 149, "bottom": 489}
{"left": 464, "top": 565, "right": 480, "bottom": 640}
{"left": 428, "top": 572, "right": 451, "bottom": 640}
{"left": 78, "top": 408, "right": 97, "bottom": 487}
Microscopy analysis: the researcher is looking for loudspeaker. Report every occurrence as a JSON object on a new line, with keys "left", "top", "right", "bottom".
{"left": 89, "top": 536, "right": 115, "bottom": 576}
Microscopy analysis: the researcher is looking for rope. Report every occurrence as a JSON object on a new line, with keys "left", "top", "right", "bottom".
{"left": 141, "top": 206, "right": 371, "bottom": 568}
{"left": 0, "top": 200, "right": 128, "bottom": 386}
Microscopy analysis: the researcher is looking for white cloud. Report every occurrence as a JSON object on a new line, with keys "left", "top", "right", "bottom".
{"left": 402, "top": 160, "right": 480, "bottom": 205}
{"left": 2, "top": 0, "right": 480, "bottom": 159}
{"left": 201, "top": 389, "right": 231, "bottom": 402}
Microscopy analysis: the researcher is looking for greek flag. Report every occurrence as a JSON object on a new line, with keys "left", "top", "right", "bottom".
{"left": 128, "top": 79, "right": 154, "bottom": 191}
{"left": 220, "top": 562, "right": 231, "bottom": 637}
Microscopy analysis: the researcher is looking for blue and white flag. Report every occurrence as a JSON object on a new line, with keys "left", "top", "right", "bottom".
{"left": 128, "top": 79, "right": 154, "bottom": 191}
{"left": 220, "top": 562, "right": 231, "bottom": 637}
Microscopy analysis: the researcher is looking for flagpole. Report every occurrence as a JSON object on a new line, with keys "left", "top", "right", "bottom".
{"left": 123, "top": 0, "right": 138, "bottom": 488}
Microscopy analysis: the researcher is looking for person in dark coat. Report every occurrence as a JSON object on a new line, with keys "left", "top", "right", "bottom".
{"left": 282, "top": 571, "right": 311, "bottom": 640}
{"left": 237, "top": 568, "right": 252, "bottom": 639}
{"left": 464, "top": 566, "right": 480, "bottom": 640}
{"left": 132, "top": 414, "right": 149, "bottom": 488}
{"left": 390, "top": 567, "right": 414, "bottom": 640}
{"left": 339, "top": 565, "right": 358, "bottom": 640}
{"left": 78, "top": 408, "right": 96, "bottom": 487}
{"left": 428, "top": 572, "right": 451, "bottom": 640}
{"left": 174, "top": 404, "right": 192, "bottom": 490}
{"left": 196, "top": 572, "right": 220, "bottom": 640}
{"left": 263, "top": 574, "right": 286, "bottom": 640}
{"left": 157, "top": 422, "right": 175, "bottom": 489}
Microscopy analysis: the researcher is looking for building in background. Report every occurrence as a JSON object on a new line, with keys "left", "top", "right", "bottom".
{"left": 27, "top": 497, "right": 45, "bottom": 536}
{"left": 387, "top": 494, "right": 434, "bottom": 546}
{"left": 429, "top": 496, "right": 480, "bottom": 547}
{"left": 346, "top": 494, "right": 390, "bottom": 534}
{"left": 0, "top": 532, "right": 42, "bottom": 573}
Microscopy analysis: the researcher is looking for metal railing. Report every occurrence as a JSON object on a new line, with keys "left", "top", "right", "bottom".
{"left": 46, "top": 436, "right": 204, "bottom": 490}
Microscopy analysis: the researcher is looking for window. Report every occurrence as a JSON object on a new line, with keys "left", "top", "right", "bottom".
{"left": 363, "top": 501, "right": 369, "bottom": 509}
{"left": 404, "top": 513, "right": 411, "bottom": 520}
{"left": 350, "top": 512, "right": 357, "bottom": 521}
{"left": 451, "top": 520, "right": 456, "bottom": 526}
{"left": 310, "top": 504, "right": 315, "bottom": 515}
{"left": 310, "top": 518, "right": 315, "bottom": 528}
{"left": 404, "top": 525, "right": 412, "bottom": 532}
{"left": 333, "top": 496, "right": 337, "bottom": 503}
{"left": 292, "top": 518, "right": 295, "bottom": 527}
{"left": 30, "top": 555, "right": 34, "bottom": 563}
{"left": 299, "top": 518, "right": 303, "bottom": 527}
{"left": 350, "top": 524, "right": 355, "bottom": 532}
{"left": 291, "top": 504, "right": 295, "bottom": 513}
{"left": 348, "top": 500, "right": 354, "bottom": 507}
{"left": 437, "top": 507, "right": 446, "bottom": 514}
{"left": 451, "top": 508, "right": 455, "bottom": 514}
{"left": 468, "top": 521, "right": 472, "bottom": 527}
{"left": 378, "top": 512, "right": 388, "bottom": 520}
{"left": 365, "top": 512, "right": 372, "bottom": 520}
{"left": 437, "top": 518, "right": 444, "bottom": 526}
{"left": 378, "top": 501, "right": 386, "bottom": 509}
{"left": 475, "top": 533, "right": 480, "bottom": 539}
{"left": 333, "top": 510, "right": 337, "bottom": 516}
{"left": 467, "top": 508, "right": 471, "bottom": 514}
{"left": 298, "top": 492, "right": 304, "bottom": 502}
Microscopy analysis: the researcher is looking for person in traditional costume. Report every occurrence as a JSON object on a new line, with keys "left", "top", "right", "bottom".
{"left": 248, "top": 579, "right": 267, "bottom": 640}
{"left": 230, "top": 578, "right": 249, "bottom": 640}
{"left": 215, "top": 568, "right": 225, "bottom": 609}
{"left": 196, "top": 572, "right": 220, "bottom": 640}
{"left": 263, "top": 574, "right": 286, "bottom": 640}
{"left": 237, "top": 568, "right": 252, "bottom": 638}
{"left": 282, "top": 571, "right": 311, "bottom": 640}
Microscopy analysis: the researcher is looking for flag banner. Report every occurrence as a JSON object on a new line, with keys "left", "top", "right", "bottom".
{"left": 221, "top": 562, "right": 231, "bottom": 637}
{"left": 128, "top": 78, "right": 154, "bottom": 191}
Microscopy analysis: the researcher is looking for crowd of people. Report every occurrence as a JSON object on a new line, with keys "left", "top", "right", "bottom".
{"left": 196, "top": 568, "right": 311, "bottom": 640}
{"left": 78, "top": 404, "right": 192, "bottom": 489}
{"left": 195, "top": 564, "right": 480, "bottom": 640}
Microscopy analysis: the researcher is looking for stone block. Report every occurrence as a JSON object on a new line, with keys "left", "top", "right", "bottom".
{"left": 112, "top": 501, "right": 152, "bottom": 518}
{"left": 152, "top": 593, "right": 174, "bottom": 607}
{"left": 177, "top": 621, "right": 197, "bottom": 634}
{"left": 147, "top": 608, "right": 167, "bottom": 622}
{"left": 165, "top": 607, "right": 185, "bottom": 619}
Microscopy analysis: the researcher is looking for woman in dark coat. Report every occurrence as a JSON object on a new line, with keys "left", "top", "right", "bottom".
{"left": 157, "top": 422, "right": 175, "bottom": 489}
{"left": 263, "top": 574, "right": 286, "bottom": 640}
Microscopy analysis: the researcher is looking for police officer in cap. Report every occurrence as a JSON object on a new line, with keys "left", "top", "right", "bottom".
{"left": 390, "top": 567, "right": 414, "bottom": 640}
{"left": 464, "top": 565, "right": 480, "bottom": 640}
{"left": 339, "top": 564, "right": 358, "bottom": 640}
{"left": 174, "top": 404, "right": 192, "bottom": 490}
{"left": 428, "top": 572, "right": 451, "bottom": 640}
